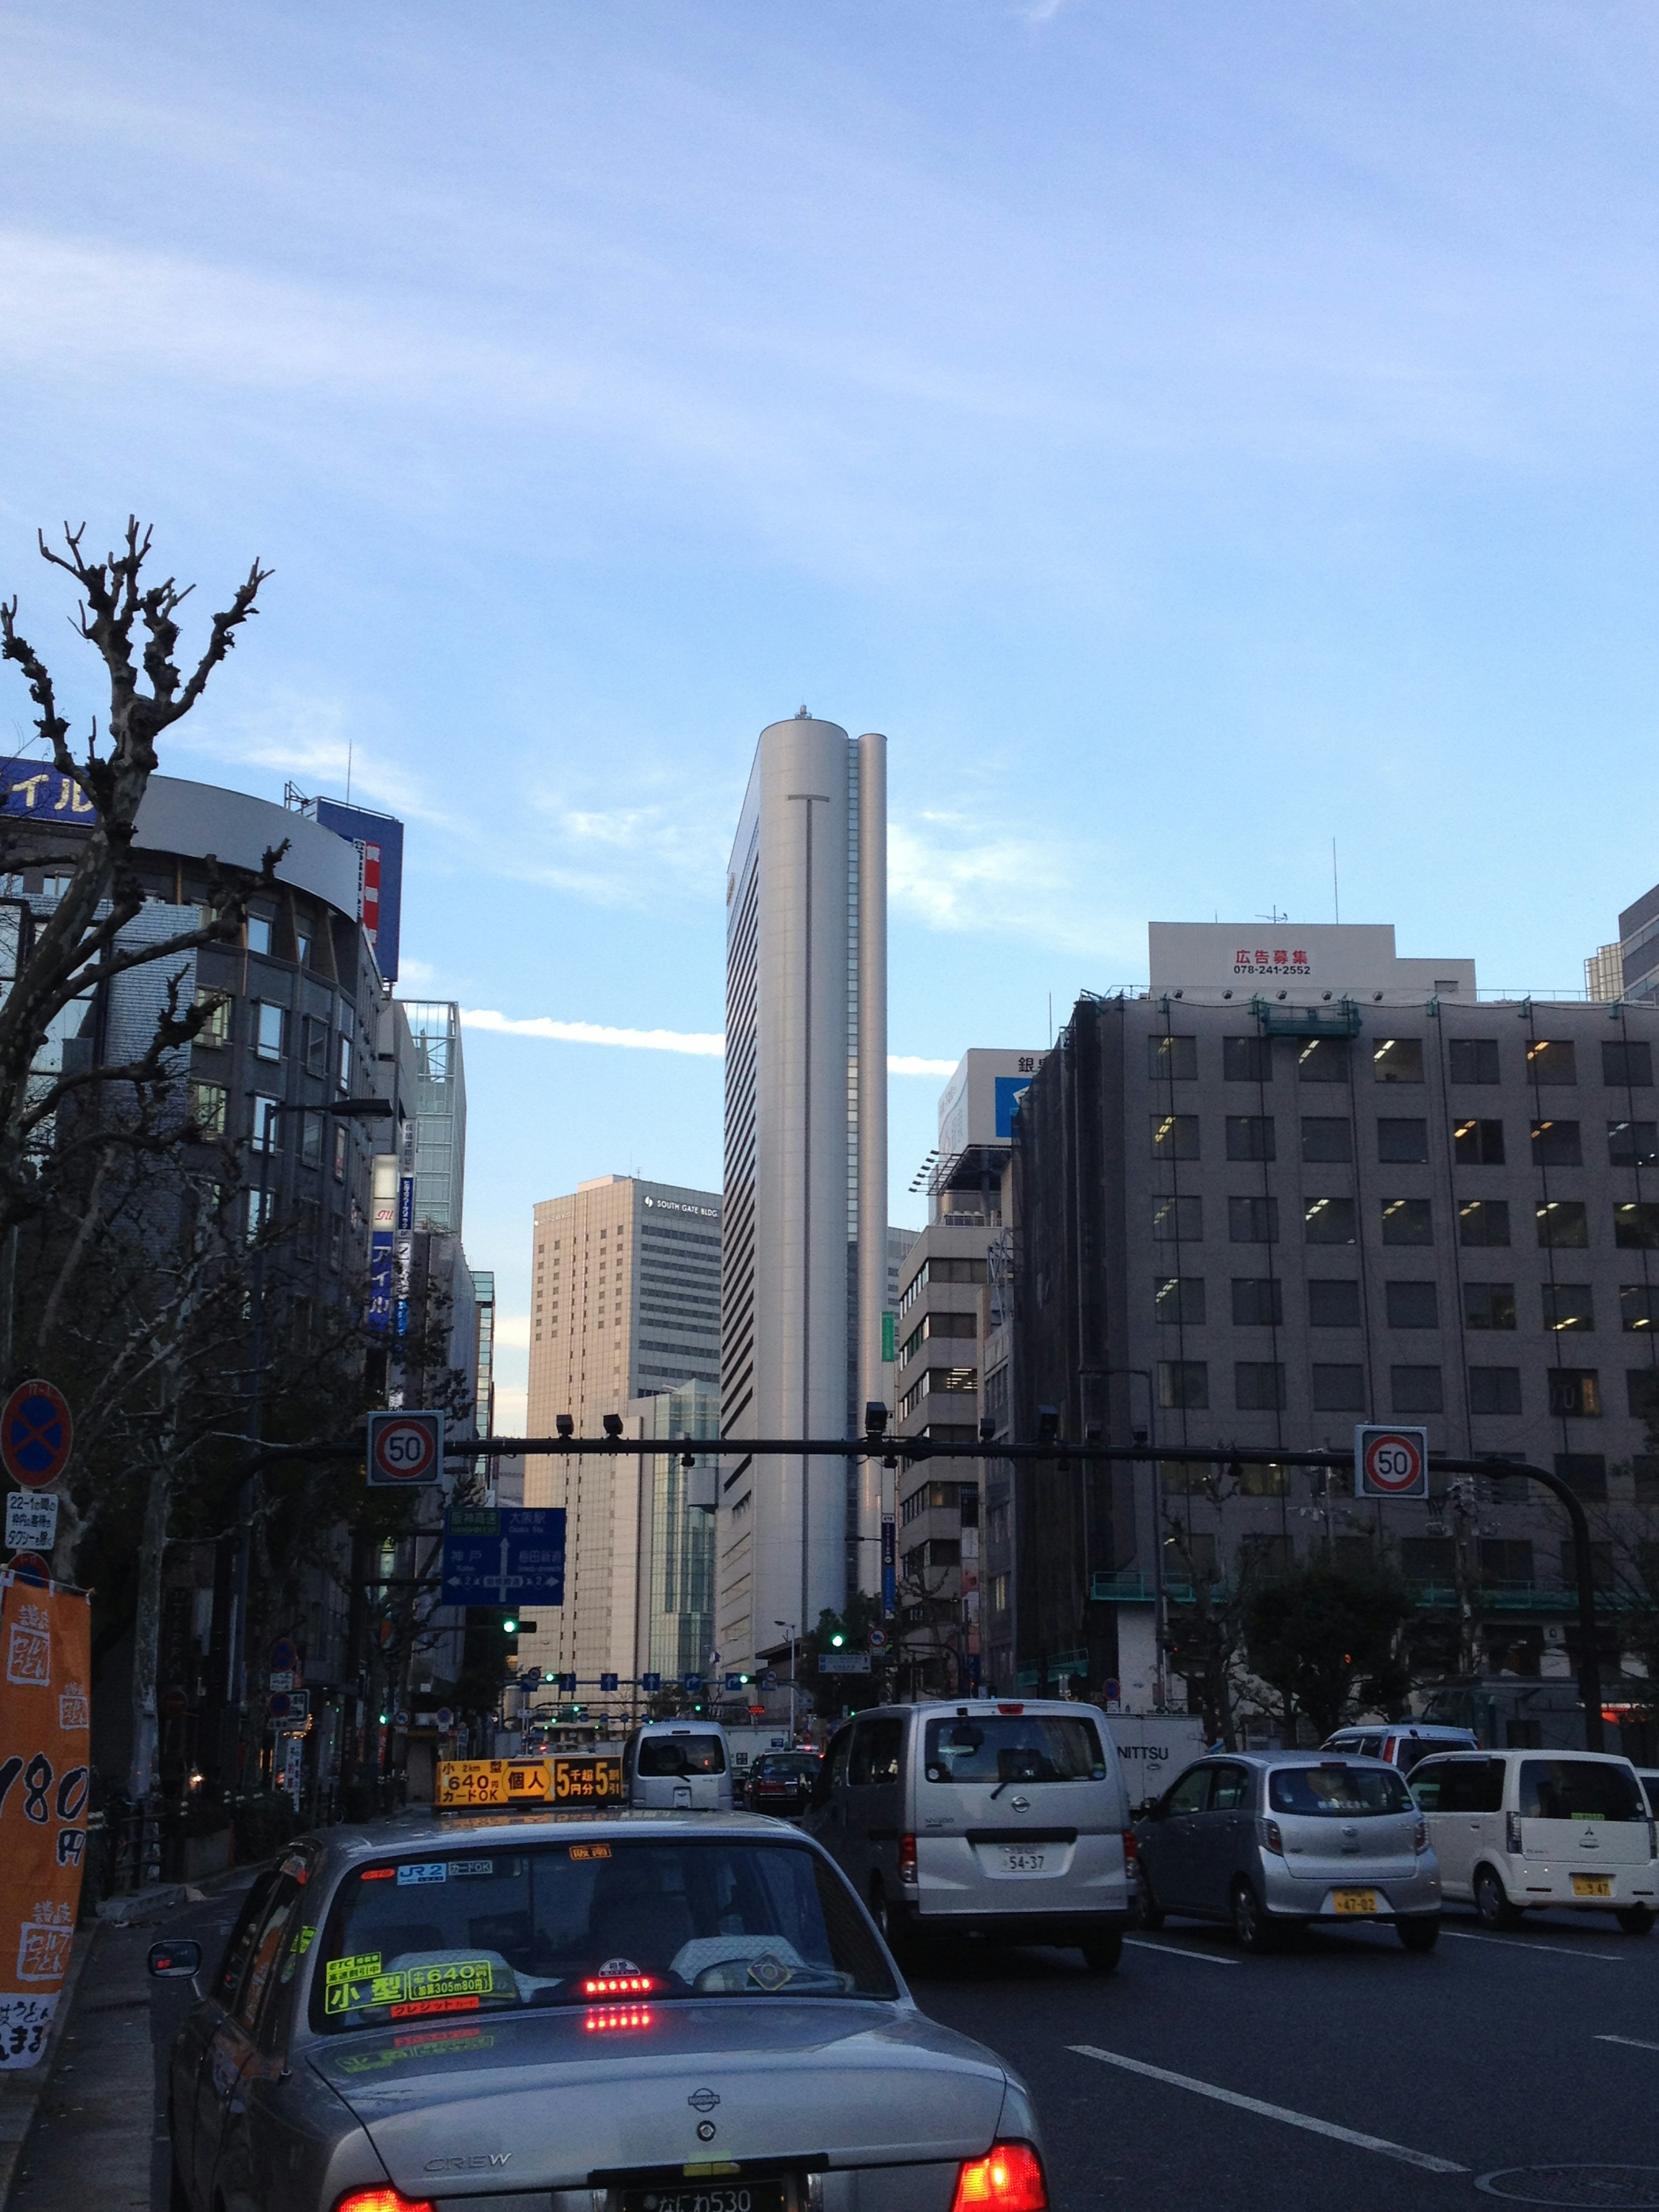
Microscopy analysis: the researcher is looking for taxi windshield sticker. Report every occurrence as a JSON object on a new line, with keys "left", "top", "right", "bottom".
{"left": 323, "top": 1959, "right": 500, "bottom": 2015}
{"left": 325, "top": 1953, "right": 383, "bottom": 1986}
{"left": 396, "top": 1862, "right": 448, "bottom": 1886}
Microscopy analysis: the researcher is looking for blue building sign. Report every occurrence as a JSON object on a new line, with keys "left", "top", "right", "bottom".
{"left": 315, "top": 797, "right": 404, "bottom": 983}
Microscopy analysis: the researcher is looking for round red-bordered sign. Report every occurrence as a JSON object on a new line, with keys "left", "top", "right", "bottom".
{"left": 1, "top": 1379, "right": 73, "bottom": 1489}
{"left": 1361, "top": 1430, "right": 1425, "bottom": 1495}
{"left": 370, "top": 1414, "right": 439, "bottom": 1483}
{"left": 7, "top": 1551, "right": 50, "bottom": 1586}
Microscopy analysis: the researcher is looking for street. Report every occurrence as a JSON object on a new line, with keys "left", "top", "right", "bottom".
{"left": 10, "top": 1878, "right": 1657, "bottom": 2212}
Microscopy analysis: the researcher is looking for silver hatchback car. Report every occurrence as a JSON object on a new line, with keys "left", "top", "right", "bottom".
{"left": 151, "top": 1809, "right": 1049, "bottom": 2212}
{"left": 1134, "top": 1752, "right": 1443, "bottom": 1952}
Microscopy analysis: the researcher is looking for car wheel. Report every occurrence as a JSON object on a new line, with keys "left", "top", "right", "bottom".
{"left": 1080, "top": 1932, "right": 1123, "bottom": 1973}
{"left": 871, "top": 1881, "right": 913, "bottom": 1965}
{"left": 1137, "top": 1867, "right": 1166, "bottom": 1932}
{"left": 1474, "top": 1866, "right": 1523, "bottom": 1932}
{"left": 1616, "top": 1906, "right": 1655, "bottom": 1936}
{"left": 1396, "top": 1916, "right": 1440, "bottom": 1953}
{"left": 1230, "top": 1878, "right": 1278, "bottom": 1954}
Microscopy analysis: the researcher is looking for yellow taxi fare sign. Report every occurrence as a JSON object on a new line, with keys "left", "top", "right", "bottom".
{"left": 436, "top": 1756, "right": 623, "bottom": 1811}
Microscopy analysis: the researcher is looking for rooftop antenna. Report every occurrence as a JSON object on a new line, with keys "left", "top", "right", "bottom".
{"left": 1257, "top": 907, "right": 1288, "bottom": 926}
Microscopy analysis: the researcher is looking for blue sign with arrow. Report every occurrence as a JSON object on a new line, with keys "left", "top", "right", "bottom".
{"left": 441, "top": 1507, "right": 566, "bottom": 1607}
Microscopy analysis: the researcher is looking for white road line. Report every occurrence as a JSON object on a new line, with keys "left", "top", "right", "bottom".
{"left": 1597, "top": 2034, "right": 1659, "bottom": 2053}
{"left": 1123, "top": 1937, "right": 1241, "bottom": 1968}
{"left": 1439, "top": 1929, "right": 1624, "bottom": 1961}
{"left": 1067, "top": 2045, "right": 1468, "bottom": 2175}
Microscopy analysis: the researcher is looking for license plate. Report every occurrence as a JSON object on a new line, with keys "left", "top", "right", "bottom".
{"left": 1332, "top": 1889, "right": 1377, "bottom": 1915}
{"left": 621, "top": 2184, "right": 788, "bottom": 2212}
{"left": 1001, "top": 1848, "right": 1048, "bottom": 1874}
{"left": 1572, "top": 1875, "right": 1612, "bottom": 1898}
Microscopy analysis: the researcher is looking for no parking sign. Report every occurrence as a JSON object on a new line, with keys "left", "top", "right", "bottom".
{"left": 1354, "top": 1425, "right": 1428, "bottom": 1500}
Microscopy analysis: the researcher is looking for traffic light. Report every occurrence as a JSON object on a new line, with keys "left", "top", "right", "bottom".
{"left": 501, "top": 1613, "right": 518, "bottom": 1636}
{"left": 830, "top": 1632, "right": 845, "bottom": 1649}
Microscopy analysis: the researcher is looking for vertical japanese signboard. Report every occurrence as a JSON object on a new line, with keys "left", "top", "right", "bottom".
{"left": 367, "top": 1154, "right": 396, "bottom": 1335}
{"left": 0, "top": 1573, "right": 91, "bottom": 2067}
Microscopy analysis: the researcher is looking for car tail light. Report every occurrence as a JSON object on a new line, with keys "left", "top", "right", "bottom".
{"left": 336, "top": 2192, "right": 436, "bottom": 2212}
{"left": 1121, "top": 1826, "right": 1137, "bottom": 1869}
{"left": 1413, "top": 1818, "right": 1427, "bottom": 1854}
{"left": 952, "top": 2142, "right": 1047, "bottom": 2212}
{"left": 898, "top": 1834, "right": 918, "bottom": 1885}
{"left": 581, "top": 1974, "right": 658, "bottom": 1996}
{"left": 1506, "top": 1812, "right": 1523, "bottom": 1856}
{"left": 584, "top": 2005, "right": 655, "bottom": 2033}
{"left": 1260, "top": 1818, "right": 1283, "bottom": 1855}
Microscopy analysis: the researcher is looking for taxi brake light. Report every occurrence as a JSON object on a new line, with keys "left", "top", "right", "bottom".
{"left": 580, "top": 1974, "right": 658, "bottom": 1996}
{"left": 583, "top": 2005, "right": 655, "bottom": 2033}
{"left": 952, "top": 2141, "right": 1047, "bottom": 2212}
{"left": 997, "top": 1703, "right": 1024, "bottom": 1716}
{"left": 336, "top": 2191, "right": 436, "bottom": 2212}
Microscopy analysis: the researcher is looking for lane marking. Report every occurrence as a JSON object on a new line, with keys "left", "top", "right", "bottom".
{"left": 1067, "top": 2044, "right": 1467, "bottom": 2175}
{"left": 1597, "top": 2034, "right": 1659, "bottom": 2053}
{"left": 1440, "top": 1929, "right": 1624, "bottom": 1962}
{"left": 1123, "top": 1938, "right": 1240, "bottom": 1968}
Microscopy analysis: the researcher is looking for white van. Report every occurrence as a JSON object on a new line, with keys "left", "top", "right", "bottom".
{"left": 1322, "top": 1722, "right": 1478, "bottom": 1774}
{"left": 802, "top": 1699, "right": 1135, "bottom": 1970}
{"left": 1410, "top": 1748, "right": 1659, "bottom": 1933}
{"left": 621, "top": 1720, "right": 734, "bottom": 1812}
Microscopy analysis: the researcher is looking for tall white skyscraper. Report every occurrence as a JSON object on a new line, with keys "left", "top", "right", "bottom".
{"left": 718, "top": 713, "right": 888, "bottom": 1676}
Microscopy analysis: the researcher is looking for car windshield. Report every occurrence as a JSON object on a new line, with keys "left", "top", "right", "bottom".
{"left": 1269, "top": 1765, "right": 1414, "bottom": 1816}
{"left": 924, "top": 1715, "right": 1106, "bottom": 1786}
{"left": 1518, "top": 1760, "right": 1646, "bottom": 1822}
{"left": 753, "top": 1756, "right": 817, "bottom": 1779}
{"left": 637, "top": 1733, "right": 726, "bottom": 1777}
{"left": 310, "top": 1839, "right": 895, "bottom": 2031}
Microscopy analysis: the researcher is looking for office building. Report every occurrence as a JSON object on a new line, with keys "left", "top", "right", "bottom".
{"left": 522, "top": 1176, "right": 721, "bottom": 1695}
{"left": 1586, "top": 944, "right": 1623, "bottom": 1003}
{"left": 629, "top": 1379, "right": 720, "bottom": 1689}
{"left": 402, "top": 1001, "right": 467, "bottom": 1232}
{"left": 1620, "top": 884, "right": 1659, "bottom": 1006}
{"left": 1007, "top": 921, "right": 1659, "bottom": 1755}
{"left": 718, "top": 713, "right": 889, "bottom": 1678}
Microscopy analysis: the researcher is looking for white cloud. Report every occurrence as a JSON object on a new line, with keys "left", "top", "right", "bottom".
{"left": 889, "top": 1055, "right": 958, "bottom": 1077}
{"left": 397, "top": 956, "right": 439, "bottom": 987}
{"left": 494, "top": 1312, "right": 531, "bottom": 1351}
{"left": 461, "top": 1007, "right": 953, "bottom": 1073}
{"left": 890, "top": 809, "right": 1143, "bottom": 963}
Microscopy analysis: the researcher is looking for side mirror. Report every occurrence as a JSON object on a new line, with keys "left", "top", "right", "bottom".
{"left": 149, "top": 1939, "right": 202, "bottom": 1979}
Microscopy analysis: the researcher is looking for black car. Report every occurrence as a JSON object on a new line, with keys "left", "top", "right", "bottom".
{"left": 744, "top": 1751, "right": 821, "bottom": 1816}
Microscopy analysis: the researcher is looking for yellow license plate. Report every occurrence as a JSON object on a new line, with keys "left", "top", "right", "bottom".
{"left": 1572, "top": 1875, "right": 1612, "bottom": 1898}
{"left": 1332, "top": 1889, "right": 1378, "bottom": 1915}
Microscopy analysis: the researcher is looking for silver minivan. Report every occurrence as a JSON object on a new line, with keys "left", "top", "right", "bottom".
{"left": 803, "top": 1698, "right": 1135, "bottom": 1970}
{"left": 1322, "top": 1722, "right": 1478, "bottom": 1773}
{"left": 621, "top": 1719, "right": 734, "bottom": 1811}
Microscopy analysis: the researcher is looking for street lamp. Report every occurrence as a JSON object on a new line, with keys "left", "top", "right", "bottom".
{"left": 774, "top": 1619, "right": 798, "bottom": 1742}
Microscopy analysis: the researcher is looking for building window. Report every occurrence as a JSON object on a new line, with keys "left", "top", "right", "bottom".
{"left": 1223, "top": 1036, "right": 1272, "bottom": 1082}
{"left": 1240, "top": 1533, "right": 1294, "bottom": 1578}
{"left": 1531, "top": 1119, "right": 1582, "bottom": 1167}
{"left": 990, "top": 1573, "right": 1010, "bottom": 1615}
{"left": 1527, "top": 1039, "right": 1576, "bottom": 1085}
{"left": 1152, "top": 1194, "right": 1203, "bottom": 1242}
{"left": 1378, "top": 1118, "right": 1429, "bottom": 1164}
{"left": 1298, "top": 1039, "right": 1349, "bottom": 1083}
{"left": 1537, "top": 1200, "right": 1589, "bottom": 1248}
{"left": 1459, "top": 1198, "right": 1511, "bottom": 1246}
{"left": 1229, "top": 1195, "right": 1279, "bottom": 1243}
{"left": 1391, "top": 1365, "right": 1443, "bottom": 1414}
{"left": 1547, "top": 1369, "right": 1601, "bottom": 1418}
{"left": 1239, "top": 1461, "right": 1290, "bottom": 1496}
{"left": 188, "top": 1081, "right": 226, "bottom": 1134}
{"left": 1621, "top": 1285, "right": 1659, "bottom": 1332}
{"left": 296, "top": 1198, "right": 318, "bottom": 1259}
{"left": 1463, "top": 1281, "right": 1516, "bottom": 1331}
{"left": 245, "top": 913, "right": 273, "bottom": 955}
{"left": 1468, "top": 1367, "right": 1522, "bottom": 1414}
{"left": 1308, "top": 1278, "right": 1360, "bottom": 1327}
{"left": 1542, "top": 1284, "right": 1594, "bottom": 1333}
{"left": 1381, "top": 1198, "right": 1433, "bottom": 1245}
{"left": 1311, "top": 1363, "right": 1365, "bottom": 1411}
{"left": 1301, "top": 1117, "right": 1351, "bottom": 1163}
{"left": 1149, "top": 1034, "right": 1197, "bottom": 1080}
{"left": 304, "top": 1016, "right": 329, "bottom": 1078}
{"left": 1151, "top": 1113, "right": 1200, "bottom": 1160}
{"left": 1615, "top": 1202, "right": 1659, "bottom": 1249}
{"left": 337, "top": 1033, "right": 353, "bottom": 1093}
{"left": 1480, "top": 1538, "right": 1534, "bottom": 1585}
{"left": 194, "top": 988, "right": 229, "bottom": 1046}
{"left": 1386, "top": 1280, "right": 1437, "bottom": 1328}
{"left": 1154, "top": 1277, "right": 1205, "bottom": 1326}
{"left": 1453, "top": 1119, "right": 1505, "bottom": 1165}
{"left": 1157, "top": 1360, "right": 1209, "bottom": 1410}
{"left": 1449, "top": 1038, "right": 1500, "bottom": 1084}
{"left": 1400, "top": 1538, "right": 1456, "bottom": 1586}
{"left": 1235, "top": 1361, "right": 1287, "bottom": 1411}
{"left": 333, "top": 1122, "right": 348, "bottom": 1183}
{"left": 1373, "top": 1039, "right": 1424, "bottom": 1083}
{"left": 1553, "top": 1451, "right": 1607, "bottom": 1499}
{"left": 1231, "top": 1278, "right": 1282, "bottom": 1327}
{"left": 1628, "top": 1369, "right": 1659, "bottom": 1421}
{"left": 1608, "top": 1120, "right": 1659, "bottom": 1167}
{"left": 1226, "top": 1115, "right": 1275, "bottom": 1162}
{"left": 245, "top": 1187, "right": 273, "bottom": 1242}
{"left": 1304, "top": 1196, "right": 1356, "bottom": 1245}
{"left": 1604, "top": 1040, "right": 1654, "bottom": 1088}
{"left": 254, "top": 1001, "right": 284, "bottom": 1062}
{"left": 251, "top": 1093, "right": 280, "bottom": 1153}
{"left": 328, "top": 1214, "right": 343, "bottom": 1271}
{"left": 301, "top": 1111, "right": 324, "bottom": 1169}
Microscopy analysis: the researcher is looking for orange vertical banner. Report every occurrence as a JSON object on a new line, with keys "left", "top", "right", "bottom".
{"left": 0, "top": 1572, "right": 92, "bottom": 2068}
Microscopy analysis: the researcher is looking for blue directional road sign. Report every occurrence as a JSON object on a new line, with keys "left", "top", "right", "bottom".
{"left": 559, "top": 1674, "right": 577, "bottom": 1694}
{"left": 724, "top": 1673, "right": 745, "bottom": 1690}
{"left": 441, "top": 1507, "right": 566, "bottom": 1607}
{"left": 640, "top": 1673, "right": 662, "bottom": 1692}
{"left": 682, "top": 1673, "right": 703, "bottom": 1691}
{"left": 600, "top": 1672, "right": 619, "bottom": 1692}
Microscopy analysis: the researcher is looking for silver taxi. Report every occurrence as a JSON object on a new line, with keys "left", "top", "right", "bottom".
{"left": 1134, "top": 1751, "right": 1443, "bottom": 1952}
{"left": 151, "top": 1809, "right": 1049, "bottom": 2212}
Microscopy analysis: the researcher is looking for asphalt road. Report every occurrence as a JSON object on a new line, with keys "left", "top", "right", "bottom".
{"left": 912, "top": 1908, "right": 1659, "bottom": 2212}
{"left": 124, "top": 1878, "right": 1659, "bottom": 2212}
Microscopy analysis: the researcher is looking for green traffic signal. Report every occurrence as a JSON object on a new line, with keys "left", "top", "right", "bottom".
{"left": 502, "top": 1614, "right": 519, "bottom": 1635}
{"left": 830, "top": 1632, "right": 845, "bottom": 1648}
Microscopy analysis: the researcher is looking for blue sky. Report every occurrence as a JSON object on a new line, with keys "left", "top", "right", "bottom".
{"left": 4, "top": 2, "right": 1659, "bottom": 1425}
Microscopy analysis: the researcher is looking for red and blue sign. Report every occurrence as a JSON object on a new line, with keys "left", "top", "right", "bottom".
{"left": 1, "top": 1380, "right": 73, "bottom": 1490}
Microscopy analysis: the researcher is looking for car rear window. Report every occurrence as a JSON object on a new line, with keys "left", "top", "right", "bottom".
{"left": 309, "top": 1839, "right": 895, "bottom": 2031}
{"left": 1518, "top": 1760, "right": 1646, "bottom": 1822}
{"left": 1268, "top": 1765, "right": 1414, "bottom": 1817}
{"left": 924, "top": 1715, "right": 1106, "bottom": 1786}
{"left": 637, "top": 1733, "right": 726, "bottom": 1777}
{"left": 753, "top": 1756, "right": 817, "bottom": 1778}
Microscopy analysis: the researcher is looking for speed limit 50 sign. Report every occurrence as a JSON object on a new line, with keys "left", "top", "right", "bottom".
{"left": 366, "top": 1409, "right": 446, "bottom": 1487}
{"left": 1354, "top": 1424, "right": 1428, "bottom": 1500}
